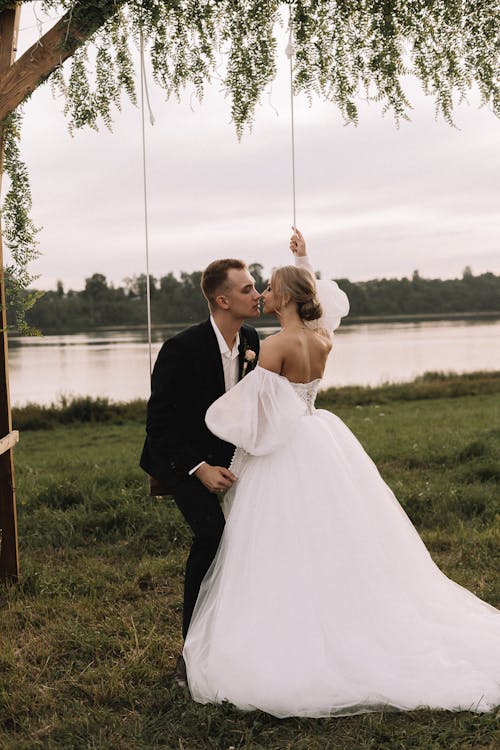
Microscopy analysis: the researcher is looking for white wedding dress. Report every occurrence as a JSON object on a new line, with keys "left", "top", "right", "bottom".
{"left": 183, "top": 263, "right": 500, "bottom": 719}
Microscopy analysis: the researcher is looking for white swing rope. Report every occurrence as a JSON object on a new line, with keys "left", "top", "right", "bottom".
{"left": 139, "top": 28, "right": 155, "bottom": 377}
{"left": 138, "top": 10, "right": 298, "bottom": 380}
{"left": 285, "top": 2, "right": 297, "bottom": 230}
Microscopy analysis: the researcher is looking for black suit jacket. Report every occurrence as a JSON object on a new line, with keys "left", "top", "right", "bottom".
{"left": 140, "top": 319, "right": 260, "bottom": 492}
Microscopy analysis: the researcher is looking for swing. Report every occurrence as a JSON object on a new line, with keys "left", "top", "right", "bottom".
{"left": 137, "top": 29, "right": 165, "bottom": 497}
{"left": 143, "top": 7, "right": 297, "bottom": 497}
{"left": 0, "top": 430, "right": 19, "bottom": 457}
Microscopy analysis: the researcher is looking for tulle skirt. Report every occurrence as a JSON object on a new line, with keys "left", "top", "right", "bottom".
{"left": 183, "top": 409, "right": 500, "bottom": 718}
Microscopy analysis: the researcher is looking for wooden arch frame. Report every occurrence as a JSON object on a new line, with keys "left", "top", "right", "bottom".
{"left": 0, "top": 7, "right": 21, "bottom": 581}
{"left": 0, "top": 1, "right": 114, "bottom": 581}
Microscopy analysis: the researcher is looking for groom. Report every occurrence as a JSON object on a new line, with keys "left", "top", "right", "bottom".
{"left": 140, "top": 258, "right": 261, "bottom": 682}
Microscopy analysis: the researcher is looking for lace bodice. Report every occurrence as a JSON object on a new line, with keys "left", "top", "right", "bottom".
{"left": 289, "top": 379, "right": 321, "bottom": 415}
{"left": 207, "top": 366, "right": 321, "bottom": 462}
{"left": 227, "top": 376, "right": 321, "bottom": 478}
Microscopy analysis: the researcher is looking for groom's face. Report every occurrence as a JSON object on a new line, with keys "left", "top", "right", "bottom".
{"left": 222, "top": 268, "right": 261, "bottom": 319}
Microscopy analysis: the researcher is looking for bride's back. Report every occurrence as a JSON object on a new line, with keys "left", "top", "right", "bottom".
{"left": 273, "top": 327, "right": 332, "bottom": 383}
{"left": 259, "top": 259, "right": 336, "bottom": 383}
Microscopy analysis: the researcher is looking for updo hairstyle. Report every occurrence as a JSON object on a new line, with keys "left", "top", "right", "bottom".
{"left": 271, "top": 265, "right": 323, "bottom": 322}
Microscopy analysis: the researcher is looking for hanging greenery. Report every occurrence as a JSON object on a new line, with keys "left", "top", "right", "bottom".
{"left": 0, "top": 0, "right": 498, "bottom": 331}
{"left": 1, "top": 112, "right": 42, "bottom": 335}
{"left": 28, "top": 0, "right": 498, "bottom": 133}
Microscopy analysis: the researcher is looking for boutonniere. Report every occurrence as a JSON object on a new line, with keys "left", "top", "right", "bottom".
{"left": 242, "top": 345, "right": 257, "bottom": 377}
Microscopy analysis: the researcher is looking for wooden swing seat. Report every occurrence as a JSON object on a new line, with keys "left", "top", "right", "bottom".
{"left": 0, "top": 430, "right": 18, "bottom": 457}
{"left": 148, "top": 475, "right": 171, "bottom": 497}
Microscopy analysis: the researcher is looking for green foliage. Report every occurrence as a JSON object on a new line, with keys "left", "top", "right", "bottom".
{"left": 12, "top": 395, "right": 146, "bottom": 430}
{"left": 11, "top": 370, "right": 500, "bottom": 431}
{"left": 221, "top": 0, "right": 279, "bottom": 137}
{"left": 36, "top": 0, "right": 500, "bottom": 132}
{"left": 337, "top": 269, "right": 500, "bottom": 316}
{"left": 0, "top": 112, "right": 42, "bottom": 334}
{"left": 50, "top": 6, "right": 137, "bottom": 132}
{"left": 317, "top": 369, "right": 500, "bottom": 408}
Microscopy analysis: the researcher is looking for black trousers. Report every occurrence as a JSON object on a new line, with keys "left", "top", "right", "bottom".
{"left": 172, "top": 476, "right": 225, "bottom": 639}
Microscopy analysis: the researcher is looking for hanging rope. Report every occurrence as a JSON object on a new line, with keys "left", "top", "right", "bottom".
{"left": 285, "top": 2, "right": 297, "bottom": 230}
{"left": 139, "top": 28, "right": 155, "bottom": 378}
{"left": 138, "top": 9, "right": 298, "bottom": 385}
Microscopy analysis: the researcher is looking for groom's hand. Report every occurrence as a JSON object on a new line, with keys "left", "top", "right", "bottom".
{"left": 194, "top": 463, "right": 236, "bottom": 493}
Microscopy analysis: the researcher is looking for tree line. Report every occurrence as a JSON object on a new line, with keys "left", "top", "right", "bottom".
{"left": 5, "top": 264, "right": 500, "bottom": 334}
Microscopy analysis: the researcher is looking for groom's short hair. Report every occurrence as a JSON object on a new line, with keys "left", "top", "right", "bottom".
{"left": 201, "top": 258, "right": 247, "bottom": 309}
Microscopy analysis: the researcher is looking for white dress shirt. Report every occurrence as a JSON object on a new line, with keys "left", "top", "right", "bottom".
{"left": 189, "top": 257, "right": 314, "bottom": 477}
{"left": 209, "top": 315, "right": 241, "bottom": 392}
{"left": 188, "top": 317, "right": 241, "bottom": 476}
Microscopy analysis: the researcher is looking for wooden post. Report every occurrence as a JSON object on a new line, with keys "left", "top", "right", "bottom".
{"left": 0, "top": 5, "right": 21, "bottom": 582}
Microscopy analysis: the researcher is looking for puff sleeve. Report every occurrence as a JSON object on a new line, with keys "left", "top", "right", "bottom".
{"left": 205, "top": 366, "right": 306, "bottom": 456}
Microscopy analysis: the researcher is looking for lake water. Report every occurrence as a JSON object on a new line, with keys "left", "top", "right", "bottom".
{"left": 7, "top": 319, "right": 500, "bottom": 406}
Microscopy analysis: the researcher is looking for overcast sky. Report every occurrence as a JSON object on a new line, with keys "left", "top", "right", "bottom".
{"left": 4, "top": 3, "right": 499, "bottom": 291}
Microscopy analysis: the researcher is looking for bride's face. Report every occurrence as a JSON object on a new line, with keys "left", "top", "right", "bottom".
{"left": 262, "top": 282, "right": 278, "bottom": 315}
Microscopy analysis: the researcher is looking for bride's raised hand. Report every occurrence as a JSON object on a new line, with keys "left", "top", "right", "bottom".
{"left": 290, "top": 226, "right": 307, "bottom": 257}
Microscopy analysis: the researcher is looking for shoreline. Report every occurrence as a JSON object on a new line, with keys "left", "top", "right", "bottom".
{"left": 7, "top": 310, "right": 500, "bottom": 337}
{"left": 11, "top": 370, "right": 500, "bottom": 429}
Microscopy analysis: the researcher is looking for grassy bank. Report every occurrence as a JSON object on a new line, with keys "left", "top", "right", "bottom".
{"left": 11, "top": 370, "right": 500, "bottom": 430}
{"left": 1, "top": 375, "right": 499, "bottom": 749}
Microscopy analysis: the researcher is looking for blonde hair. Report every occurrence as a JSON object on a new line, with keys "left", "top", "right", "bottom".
{"left": 271, "top": 265, "right": 322, "bottom": 321}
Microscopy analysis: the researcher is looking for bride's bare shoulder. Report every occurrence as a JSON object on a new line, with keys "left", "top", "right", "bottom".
{"left": 258, "top": 332, "right": 287, "bottom": 373}
{"left": 315, "top": 326, "right": 334, "bottom": 348}
{"left": 259, "top": 331, "right": 288, "bottom": 354}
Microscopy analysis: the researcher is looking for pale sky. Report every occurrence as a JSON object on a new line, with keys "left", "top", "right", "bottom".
{"left": 4, "top": 2, "right": 499, "bottom": 291}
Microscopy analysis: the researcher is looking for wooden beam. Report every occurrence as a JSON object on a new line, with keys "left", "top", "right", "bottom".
{"left": 0, "top": 1, "right": 125, "bottom": 122}
{"left": 0, "top": 5, "right": 21, "bottom": 581}
{"left": 0, "top": 6, "right": 19, "bottom": 70}
{"left": 0, "top": 430, "right": 18, "bottom": 457}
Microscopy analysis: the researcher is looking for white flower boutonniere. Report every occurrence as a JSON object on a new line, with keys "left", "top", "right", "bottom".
{"left": 242, "top": 348, "right": 256, "bottom": 377}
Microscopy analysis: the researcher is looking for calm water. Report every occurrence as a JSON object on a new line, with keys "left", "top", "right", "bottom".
{"left": 7, "top": 319, "right": 500, "bottom": 406}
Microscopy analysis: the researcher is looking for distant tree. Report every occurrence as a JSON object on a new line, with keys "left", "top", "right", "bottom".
{"left": 249, "top": 263, "right": 267, "bottom": 291}
{"left": 20, "top": 268, "right": 500, "bottom": 333}
{"left": 84, "top": 273, "right": 109, "bottom": 300}
{"left": 83, "top": 273, "right": 111, "bottom": 325}
{"left": 159, "top": 273, "right": 178, "bottom": 295}
{"left": 123, "top": 274, "right": 157, "bottom": 300}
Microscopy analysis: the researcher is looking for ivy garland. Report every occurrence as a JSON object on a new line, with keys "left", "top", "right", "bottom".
{"left": 0, "top": 0, "right": 498, "bottom": 332}
{"left": 1, "top": 112, "right": 42, "bottom": 335}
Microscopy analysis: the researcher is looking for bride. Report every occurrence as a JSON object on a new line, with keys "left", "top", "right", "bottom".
{"left": 183, "top": 229, "right": 500, "bottom": 718}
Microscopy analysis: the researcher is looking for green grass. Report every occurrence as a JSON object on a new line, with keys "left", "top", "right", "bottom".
{"left": 12, "top": 396, "right": 147, "bottom": 431}
{"left": 1, "top": 375, "right": 499, "bottom": 749}
{"left": 11, "top": 370, "right": 500, "bottom": 431}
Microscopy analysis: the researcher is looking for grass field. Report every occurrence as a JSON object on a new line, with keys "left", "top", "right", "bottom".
{"left": 1, "top": 373, "right": 499, "bottom": 749}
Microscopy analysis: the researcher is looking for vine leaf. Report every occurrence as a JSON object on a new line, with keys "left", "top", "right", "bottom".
{"left": 1, "top": 112, "right": 42, "bottom": 335}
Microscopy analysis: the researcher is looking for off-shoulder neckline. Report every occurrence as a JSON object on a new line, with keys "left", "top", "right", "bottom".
{"left": 255, "top": 365, "right": 322, "bottom": 386}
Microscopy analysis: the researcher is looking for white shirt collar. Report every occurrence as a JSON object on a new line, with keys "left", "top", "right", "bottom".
{"left": 210, "top": 315, "right": 240, "bottom": 359}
